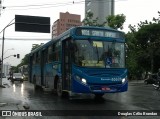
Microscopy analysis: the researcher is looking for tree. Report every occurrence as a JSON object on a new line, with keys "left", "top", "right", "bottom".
{"left": 126, "top": 11, "right": 160, "bottom": 77}
{"left": 136, "top": 23, "right": 160, "bottom": 73}
{"left": 82, "top": 12, "right": 104, "bottom": 26}
{"left": 83, "top": 12, "right": 126, "bottom": 30}
{"left": 31, "top": 43, "right": 43, "bottom": 51}
{"left": 106, "top": 14, "right": 126, "bottom": 30}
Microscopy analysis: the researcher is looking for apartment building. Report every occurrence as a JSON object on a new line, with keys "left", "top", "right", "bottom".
{"left": 52, "top": 12, "right": 82, "bottom": 38}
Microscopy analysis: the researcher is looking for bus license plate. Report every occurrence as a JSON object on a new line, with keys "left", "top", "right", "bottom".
{"left": 102, "top": 87, "right": 110, "bottom": 91}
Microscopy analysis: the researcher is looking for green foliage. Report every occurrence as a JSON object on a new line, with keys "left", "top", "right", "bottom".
{"left": 31, "top": 44, "right": 42, "bottom": 51}
{"left": 106, "top": 14, "right": 126, "bottom": 30}
{"left": 83, "top": 12, "right": 126, "bottom": 30}
{"left": 126, "top": 11, "right": 160, "bottom": 79}
{"left": 82, "top": 12, "right": 104, "bottom": 26}
{"left": 136, "top": 23, "right": 160, "bottom": 73}
{"left": 10, "top": 66, "right": 18, "bottom": 73}
{"left": 125, "top": 32, "right": 141, "bottom": 79}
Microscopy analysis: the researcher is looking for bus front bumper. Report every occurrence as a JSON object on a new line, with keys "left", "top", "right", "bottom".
{"left": 72, "top": 79, "right": 128, "bottom": 94}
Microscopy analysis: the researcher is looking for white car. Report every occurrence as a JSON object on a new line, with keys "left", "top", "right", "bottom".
{"left": 11, "top": 73, "right": 24, "bottom": 83}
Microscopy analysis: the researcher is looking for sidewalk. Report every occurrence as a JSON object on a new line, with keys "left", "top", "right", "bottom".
{"left": 128, "top": 80, "right": 144, "bottom": 85}
{"left": 0, "top": 78, "right": 46, "bottom": 119}
{"left": 0, "top": 78, "right": 21, "bottom": 110}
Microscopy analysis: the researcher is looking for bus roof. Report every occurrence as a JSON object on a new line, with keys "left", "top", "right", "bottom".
{"left": 30, "top": 26, "right": 124, "bottom": 55}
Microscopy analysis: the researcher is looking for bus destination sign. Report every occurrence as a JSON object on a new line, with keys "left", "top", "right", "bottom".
{"left": 76, "top": 28, "right": 124, "bottom": 38}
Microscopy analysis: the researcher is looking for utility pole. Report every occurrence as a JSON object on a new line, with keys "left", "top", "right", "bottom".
{"left": 0, "top": 18, "right": 15, "bottom": 87}
{"left": 0, "top": 0, "right": 2, "bottom": 16}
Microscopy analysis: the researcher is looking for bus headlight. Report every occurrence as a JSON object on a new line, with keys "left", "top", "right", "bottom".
{"left": 122, "top": 78, "right": 126, "bottom": 84}
{"left": 82, "top": 78, "right": 87, "bottom": 84}
{"left": 75, "top": 75, "right": 87, "bottom": 85}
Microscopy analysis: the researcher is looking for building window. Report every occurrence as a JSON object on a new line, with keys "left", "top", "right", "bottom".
{"left": 87, "top": 1, "right": 91, "bottom": 6}
{"left": 87, "top": 9, "right": 91, "bottom": 13}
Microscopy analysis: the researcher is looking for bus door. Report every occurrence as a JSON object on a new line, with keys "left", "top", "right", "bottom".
{"left": 41, "top": 49, "right": 45, "bottom": 86}
{"left": 62, "top": 39, "right": 72, "bottom": 91}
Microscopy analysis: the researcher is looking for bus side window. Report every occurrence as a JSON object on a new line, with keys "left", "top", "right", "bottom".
{"left": 33, "top": 54, "right": 36, "bottom": 65}
{"left": 44, "top": 48, "right": 48, "bottom": 63}
{"left": 53, "top": 41, "right": 60, "bottom": 61}
{"left": 48, "top": 46, "right": 53, "bottom": 62}
{"left": 35, "top": 51, "right": 40, "bottom": 64}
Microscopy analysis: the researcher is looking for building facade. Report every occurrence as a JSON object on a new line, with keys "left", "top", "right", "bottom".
{"left": 2, "top": 63, "right": 11, "bottom": 77}
{"left": 85, "top": 0, "right": 115, "bottom": 24}
{"left": 52, "top": 12, "right": 82, "bottom": 38}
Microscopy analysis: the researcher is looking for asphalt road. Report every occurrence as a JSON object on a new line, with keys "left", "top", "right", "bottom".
{"left": 0, "top": 78, "right": 160, "bottom": 119}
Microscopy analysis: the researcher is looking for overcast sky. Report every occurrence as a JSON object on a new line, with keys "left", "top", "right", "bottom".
{"left": 0, "top": 0, "right": 160, "bottom": 66}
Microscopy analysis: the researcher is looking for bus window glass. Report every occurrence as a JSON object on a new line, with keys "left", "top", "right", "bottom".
{"left": 33, "top": 54, "right": 36, "bottom": 64}
{"left": 36, "top": 52, "right": 40, "bottom": 64}
{"left": 44, "top": 49, "right": 48, "bottom": 63}
{"left": 48, "top": 46, "right": 53, "bottom": 62}
{"left": 72, "top": 40, "right": 125, "bottom": 68}
{"left": 53, "top": 41, "right": 60, "bottom": 61}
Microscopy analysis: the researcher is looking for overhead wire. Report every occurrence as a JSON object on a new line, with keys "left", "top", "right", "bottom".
{"left": 0, "top": 0, "right": 128, "bottom": 41}
{"left": 0, "top": 38, "right": 51, "bottom": 41}
{"left": 3, "top": 0, "right": 127, "bottom": 11}
{"left": 4, "top": 1, "right": 85, "bottom": 10}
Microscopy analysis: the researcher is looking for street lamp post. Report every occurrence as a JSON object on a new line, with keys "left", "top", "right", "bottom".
{"left": 0, "top": 18, "right": 15, "bottom": 87}
{"left": 0, "top": 29, "right": 5, "bottom": 87}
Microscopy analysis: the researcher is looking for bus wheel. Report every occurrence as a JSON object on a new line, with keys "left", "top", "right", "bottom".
{"left": 94, "top": 94, "right": 104, "bottom": 99}
{"left": 33, "top": 75, "right": 38, "bottom": 90}
{"left": 57, "top": 79, "right": 62, "bottom": 97}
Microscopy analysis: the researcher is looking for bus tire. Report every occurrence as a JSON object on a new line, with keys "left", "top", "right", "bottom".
{"left": 94, "top": 94, "right": 104, "bottom": 99}
{"left": 33, "top": 75, "right": 38, "bottom": 90}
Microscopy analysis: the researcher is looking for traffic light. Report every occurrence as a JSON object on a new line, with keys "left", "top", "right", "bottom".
{"left": 17, "top": 54, "right": 20, "bottom": 58}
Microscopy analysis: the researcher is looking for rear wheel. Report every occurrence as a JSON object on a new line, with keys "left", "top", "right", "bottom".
{"left": 94, "top": 94, "right": 104, "bottom": 99}
{"left": 33, "top": 75, "right": 38, "bottom": 90}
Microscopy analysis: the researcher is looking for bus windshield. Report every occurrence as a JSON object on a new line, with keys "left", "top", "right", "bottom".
{"left": 72, "top": 40, "right": 125, "bottom": 68}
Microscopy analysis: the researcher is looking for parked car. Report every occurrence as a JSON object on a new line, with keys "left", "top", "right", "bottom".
{"left": 144, "top": 74, "right": 157, "bottom": 84}
{"left": 11, "top": 73, "right": 24, "bottom": 83}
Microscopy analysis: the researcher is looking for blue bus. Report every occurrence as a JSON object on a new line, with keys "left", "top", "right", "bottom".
{"left": 29, "top": 26, "right": 128, "bottom": 98}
